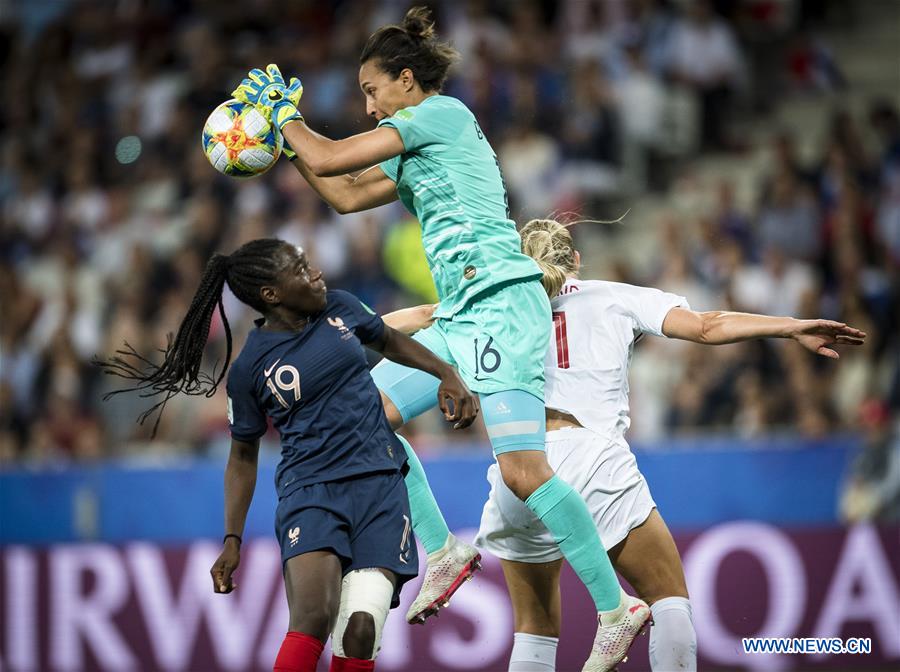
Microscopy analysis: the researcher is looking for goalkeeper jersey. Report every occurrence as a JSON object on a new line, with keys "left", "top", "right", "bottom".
{"left": 378, "top": 95, "right": 541, "bottom": 318}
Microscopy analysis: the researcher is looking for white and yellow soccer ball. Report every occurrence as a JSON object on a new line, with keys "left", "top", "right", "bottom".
{"left": 201, "top": 99, "right": 282, "bottom": 178}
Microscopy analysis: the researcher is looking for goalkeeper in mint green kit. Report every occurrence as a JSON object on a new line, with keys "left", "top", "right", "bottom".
{"left": 233, "top": 7, "right": 648, "bottom": 669}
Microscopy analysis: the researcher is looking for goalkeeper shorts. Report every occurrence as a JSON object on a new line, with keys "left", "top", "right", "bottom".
{"left": 372, "top": 278, "right": 551, "bottom": 453}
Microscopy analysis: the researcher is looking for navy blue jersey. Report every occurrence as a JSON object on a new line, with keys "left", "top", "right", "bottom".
{"left": 226, "top": 290, "right": 406, "bottom": 498}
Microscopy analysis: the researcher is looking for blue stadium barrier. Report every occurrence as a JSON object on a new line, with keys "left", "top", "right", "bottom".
{"left": 0, "top": 436, "right": 859, "bottom": 544}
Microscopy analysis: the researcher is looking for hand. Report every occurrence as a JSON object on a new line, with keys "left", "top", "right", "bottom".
{"left": 788, "top": 319, "right": 866, "bottom": 359}
{"left": 382, "top": 304, "right": 438, "bottom": 334}
{"left": 232, "top": 64, "right": 304, "bottom": 130}
{"left": 419, "top": 304, "right": 438, "bottom": 326}
{"left": 210, "top": 538, "right": 241, "bottom": 594}
{"left": 437, "top": 366, "right": 480, "bottom": 429}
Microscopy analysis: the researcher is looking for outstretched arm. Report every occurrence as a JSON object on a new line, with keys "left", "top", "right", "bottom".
{"left": 661, "top": 308, "right": 866, "bottom": 358}
{"left": 210, "top": 438, "right": 259, "bottom": 594}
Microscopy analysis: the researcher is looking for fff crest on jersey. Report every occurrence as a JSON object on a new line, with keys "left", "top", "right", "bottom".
{"left": 328, "top": 316, "right": 354, "bottom": 340}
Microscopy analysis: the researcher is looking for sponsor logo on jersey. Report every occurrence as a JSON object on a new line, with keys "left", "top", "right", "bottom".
{"left": 263, "top": 358, "right": 282, "bottom": 377}
{"left": 288, "top": 526, "right": 301, "bottom": 547}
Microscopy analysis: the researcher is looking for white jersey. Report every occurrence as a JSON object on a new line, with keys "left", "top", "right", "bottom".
{"left": 475, "top": 279, "right": 690, "bottom": 564}
{"left": 545, "top": 278, "right": 689, "bottom": 439}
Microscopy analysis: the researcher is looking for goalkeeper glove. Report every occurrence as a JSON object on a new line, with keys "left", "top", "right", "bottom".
{"left": 280, "top": 76, "right": 304, "bottom": 161}
{"left": 232, "top": 64, "right": 304, "bottom": 131}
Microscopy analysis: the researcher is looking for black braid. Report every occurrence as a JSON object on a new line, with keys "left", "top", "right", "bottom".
{"left": 97, "top": 238, "right": 289, "bottom": 435}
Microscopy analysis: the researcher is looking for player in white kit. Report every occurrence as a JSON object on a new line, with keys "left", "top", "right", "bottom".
{"left": 474, "top": 217, "right": 867, "bottom": 671}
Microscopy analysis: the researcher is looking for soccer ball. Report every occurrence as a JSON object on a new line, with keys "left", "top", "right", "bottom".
{"left": 201, "top": 99, "right": 283, "bottom": 178}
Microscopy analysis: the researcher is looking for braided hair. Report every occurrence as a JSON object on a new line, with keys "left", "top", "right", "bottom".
{"left": 99, "top": 238, "right": 289, "bottom": 434}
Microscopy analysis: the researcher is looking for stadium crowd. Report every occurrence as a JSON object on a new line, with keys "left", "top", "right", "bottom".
{"left": 1, "top": 0, "right": 897, "bottom": 520}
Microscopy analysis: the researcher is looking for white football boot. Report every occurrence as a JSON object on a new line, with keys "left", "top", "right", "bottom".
{"left": 582, "top": 590, "right": 653, "bottom": 671}
{"left": 406, "top": 533, "right": 482, "bottom": 624}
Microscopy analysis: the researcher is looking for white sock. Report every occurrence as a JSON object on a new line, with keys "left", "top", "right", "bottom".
{"left": 509, "top": 632, "right": 558, "bottom": 671}
{"left": 649, "top": 597, "right": 697, "bottom": 671}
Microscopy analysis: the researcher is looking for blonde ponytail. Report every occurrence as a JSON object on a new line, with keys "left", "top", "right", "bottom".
{"left": 520, "top": 219, "right": 578, "bottom": 298}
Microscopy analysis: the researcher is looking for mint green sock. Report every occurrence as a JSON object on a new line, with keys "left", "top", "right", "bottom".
{"left": 396, "top": 434, "right": 451, "bottom": 555}
{"left": 525, "top": 474, "right": 620, "bottom": 611}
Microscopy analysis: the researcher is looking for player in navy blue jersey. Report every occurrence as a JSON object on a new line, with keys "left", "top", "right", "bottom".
{"left": 99, "top": 238, "right": 478, "bottom": 672}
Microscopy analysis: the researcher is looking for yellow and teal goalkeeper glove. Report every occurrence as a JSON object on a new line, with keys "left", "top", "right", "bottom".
{"left": 280, "top": 76, "right": 304, "bottom": 161}
{"left": 232, "top": 64, "right": 304, "bottom": 132}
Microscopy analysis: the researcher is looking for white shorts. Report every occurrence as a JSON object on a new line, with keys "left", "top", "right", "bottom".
{"left": 474, "top": 426, "right": 656, "bottom": 563}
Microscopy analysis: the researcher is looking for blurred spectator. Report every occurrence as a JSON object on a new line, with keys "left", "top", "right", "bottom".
{"left": 871, "top": 102, "right": 900, "bottom": 265}
{"left": 712, "top": 179, "right": 754, "bottom": 258}
{"left": 499, "top": 120, "right": 561, "bottom": 219}
{"left": 665, "top": 0, "right": 744, "bottom": 150}
{"left": 870, "top": 100, "right": 900, "bottom": 174}
{"left": 731, "top": 245, "right": 817, "bottom": 317}
{"left": 757, "top": 167, "right": 822, "bottom": 262}
{"left": 760, "top": 131, "right": 813, "bottom": 194}
{"left": 614, "top": 42, "right": 667, "bottom": 192}
{"left": 876, "top": 169, "right": 900, "bottom": 266}
{"left": 628, "top": 0, "right": 678, "bottom": 78}
{"left": 447, "top": 0, "right": 512, "bottom": 65}
{"left": 737, "top": 0, "right": 795, "bottom": 111}
{"left": 840, "top": 412, "right": 900, "bottom": 523}
{"left": 561, "top": 60, "right": 620, "bottom": 166}
{"left": 786, "top": 30, "right": 846, "bottom": 93}
{"left": 559, "top": 0, "right": 619, "bottom": 66}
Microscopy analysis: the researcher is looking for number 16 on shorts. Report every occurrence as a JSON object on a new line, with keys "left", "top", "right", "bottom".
{"left": 474, "top": 336, "right": 502, "bottom": 380}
